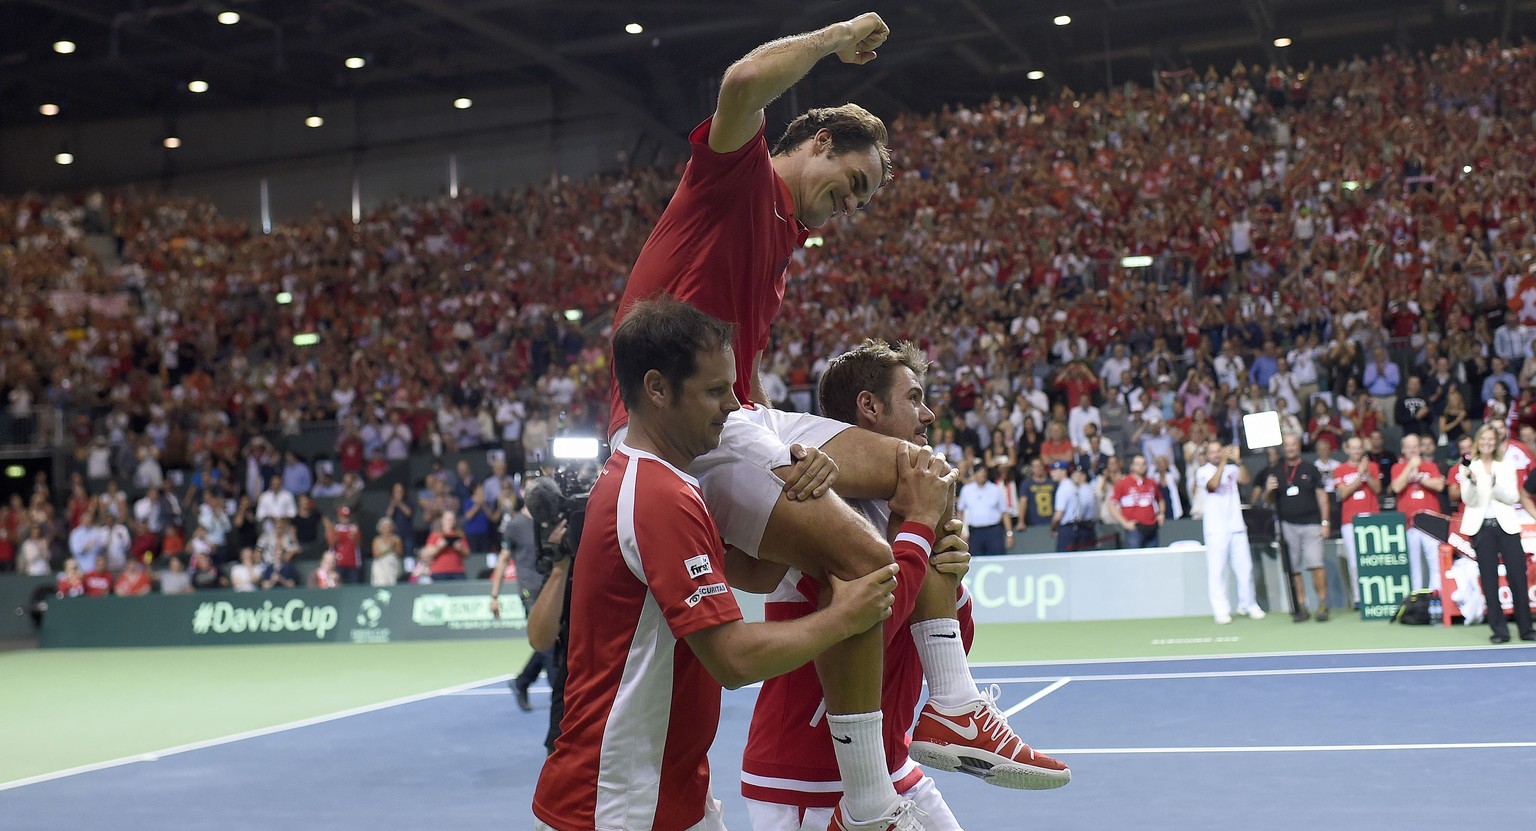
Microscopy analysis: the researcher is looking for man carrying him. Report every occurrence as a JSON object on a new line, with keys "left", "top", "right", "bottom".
{"left": 491, "top": 493, "right": 545, "bottom": 712}
{"left": 1197, "top": 442, "right": 1266, "bottom": 624}
{"left": 1263, "top": 434, "right": 1332, "bottom": 622}
{"left": 740, "top": 340, "right": 1069, "bottom": 831}
{"left": 533, "top": 299, "right": 927, "bottom": 831}
{"left": 607, "top": 13, "right": 1038, "bottom": 828}
{"left": 1107, "top": 454, "right": 1164, "bottom": 548}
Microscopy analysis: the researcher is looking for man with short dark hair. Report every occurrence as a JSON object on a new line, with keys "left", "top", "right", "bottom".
{"left": 536, "top": 299, "right": 932, "bottom": 831}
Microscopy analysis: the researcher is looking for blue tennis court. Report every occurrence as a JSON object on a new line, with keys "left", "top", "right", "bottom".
{"left": 5, "top": 644, "right": 1531, "bottom": 829}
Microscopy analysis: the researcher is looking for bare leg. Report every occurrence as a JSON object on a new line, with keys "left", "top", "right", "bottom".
{"left": 756, "top": 489, "right": 892, "bottom": 713}
{"left": 820, "top": 428, "right": 958, "bottom": 623}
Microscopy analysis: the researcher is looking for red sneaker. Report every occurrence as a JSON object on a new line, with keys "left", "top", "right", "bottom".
{"left": 909, "top": 685, "right": 1071, "bottom": 790}
{"left": 827, "top": 799, "right": 924, "bottom": 831}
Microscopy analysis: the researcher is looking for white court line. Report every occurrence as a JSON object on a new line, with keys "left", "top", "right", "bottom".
{"left": 0, "top": 672, "right": 515, "bottom": 792}
{"left": 1001, "top": 678, "right": 1070, "bottom": 717}
{"left": 969, "top": 642, "right": 1536, "bottom": 670}
{"left": 1048, "top": 741, "right": 1536, "bottom": 755}
{"left": 973, "top": 659, "right": 1535, "bottom": 685}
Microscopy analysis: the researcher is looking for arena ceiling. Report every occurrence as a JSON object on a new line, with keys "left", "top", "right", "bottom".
{"left": 3, "top": 0, "right": 1535, "bottom": 141}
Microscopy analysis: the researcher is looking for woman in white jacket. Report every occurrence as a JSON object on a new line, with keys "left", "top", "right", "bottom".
{"left": 1457, "top": 424, "right": 1535, "bottom": 643}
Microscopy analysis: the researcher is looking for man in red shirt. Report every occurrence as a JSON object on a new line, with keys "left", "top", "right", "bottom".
{"left": 1334, "top": 436, "right": 1382, "bottom": 608}
{"left": 1391, "top": 434, "right": 1447, "bottom": 594}
{"left": 534, "top": 299, "right": 928, "bottom": 831}
{"left": 605, "top": 15, "right": 1029, "bottom": 827}
{"left": 1107, "top": 454, "right": 1165, "bottom": 548}
{"left": 328, "top": 506, "right": 362, "bottom": 584}
{"left": 114, "top": 558, "right": 153, "bottom": 596}
{"left": 422, "top": 510, "right": 470, "bottom": 581}
{"left": 81, "top": 558, "right": 114, "bottom": 597}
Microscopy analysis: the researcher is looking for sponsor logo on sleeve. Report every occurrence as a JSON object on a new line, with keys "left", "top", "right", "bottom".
{"left": 684, "top": 554, "right": 713, "bottom": 579}
{"left": 685, "top": 582, "right": 729, "bottom": 607}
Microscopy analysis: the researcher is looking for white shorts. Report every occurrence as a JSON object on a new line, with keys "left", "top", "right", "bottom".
{"left": 615, "top": 407, "right": 851, "bottom": 557}
{"left": 744, "top": 776, "right": 961, "bottom": 831}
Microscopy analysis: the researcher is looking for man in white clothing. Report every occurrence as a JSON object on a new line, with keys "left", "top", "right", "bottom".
{"left": 1196, "top": 441, "right": 1265, "bottom": 624}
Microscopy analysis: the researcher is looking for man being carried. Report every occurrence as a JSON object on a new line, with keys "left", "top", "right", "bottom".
{"left": 607, "top": 13, "right": 1043, "bottom": 830}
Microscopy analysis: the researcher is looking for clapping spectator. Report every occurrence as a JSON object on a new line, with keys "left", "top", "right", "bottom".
{"left": 259, "top": 548, "right": 300, "bottom": 590}
{"left": 310, "top": 551, "right": 340, "bottom": 589}
{"left": 229, "top": 547, "right": 261, "bottom": 592}
{"left": 156, "top": 556, "right": 193, "bottom": 595}
{"left": 56, "top": 558, "right": 86, "bottom": 598}
{"left": 81, "top": 557, "right": 113, "bottom": 597}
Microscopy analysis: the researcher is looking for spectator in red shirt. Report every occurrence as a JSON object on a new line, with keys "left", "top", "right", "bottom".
{"left": 1037, "top": 421, "right": 1074, "bottom": 467}
{"left": 81, "top": 558, "right": 114, "bottom": 597}
{"left": 1107, "top": 454, "right": 1165, "bottom": 548}
{"left": 114, "top": 559, "right": 153, "bottom": 596}
{"left": 326, "top": 505, "right": 363, "bottom": 584}
{"left": 1391, "top": 434, "right": 1447, "bottom": 594}
{"left": 1334, "top": 437, "right": 1383, "bottom": 608}
{"left": 423, "top": 510, "right": 471, "bottom": 580}
{"left": 56, "top": 558, "right": 87, "bottom": 598}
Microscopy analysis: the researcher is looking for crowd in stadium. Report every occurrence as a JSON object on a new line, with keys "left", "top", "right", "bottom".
{"left": 5, "top": 37, "right": 1536, "bottom": 590}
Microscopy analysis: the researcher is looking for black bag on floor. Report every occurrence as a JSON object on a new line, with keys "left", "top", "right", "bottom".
{"left": 1393, "top": 589, "right": 1435, "bottom": 625}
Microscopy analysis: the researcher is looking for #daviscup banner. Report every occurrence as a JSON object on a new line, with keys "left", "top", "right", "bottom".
{"left": 40, "top": 581, "right": 529, "bottom": 648}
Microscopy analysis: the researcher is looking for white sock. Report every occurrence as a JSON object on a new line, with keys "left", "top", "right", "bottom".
{"left": 826, "top": 711, "right": 897, "bottom": 820}
{"left": 911, "top": 618, "right": 981, "bottom": 710}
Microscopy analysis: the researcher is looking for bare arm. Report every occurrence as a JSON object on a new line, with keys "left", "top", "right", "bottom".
{"left": 685, "top": 564, "right": 897, "bottom": 690}
{"left": 710, "top": 14, "right": 889, "bottom": 153}
{"left": 723, "top": 546, "right": 792, "bottom": 594}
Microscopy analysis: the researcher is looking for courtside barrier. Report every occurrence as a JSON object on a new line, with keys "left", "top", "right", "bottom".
{"left": 39, "top": 581, "right": 527, "bottom": 648}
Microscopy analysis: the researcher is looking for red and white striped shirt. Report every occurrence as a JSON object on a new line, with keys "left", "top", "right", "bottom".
{"left": 533, "top": 444, "right": 742, "bottom": 831}
{"left": 740, "top": 506, "right": 972, "bottom": 808}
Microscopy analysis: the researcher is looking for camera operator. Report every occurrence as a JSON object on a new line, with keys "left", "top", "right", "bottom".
{"left": 532, "top": 298, "right": 910, "bottom": 831}
{"left": 489, "top": 493, "right": 566, "bottom": 712}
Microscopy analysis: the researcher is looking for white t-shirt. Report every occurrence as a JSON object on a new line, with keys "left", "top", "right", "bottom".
{"left": 1196, "top": 462, "right": 1246, "bottom": 537}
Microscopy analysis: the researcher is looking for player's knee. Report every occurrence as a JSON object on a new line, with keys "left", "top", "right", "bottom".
{"left": 822, "top": 526, "right": 894, "bottom": 581}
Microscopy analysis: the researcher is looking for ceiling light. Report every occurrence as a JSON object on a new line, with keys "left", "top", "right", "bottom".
{"left": 39, "top": 103, "right": 60, "bottom": 116}
{"left": 55, "top": 151, "right": 74, "bottom": 165}
{"left": 625, "top": 23, "right": 644, "bottom": 35}
{"left": 188, "top": 79, "right": 209, "bottom": 93}
{"left": 1053, "top": 15, "right": 1071, "bottom": 26}
{"left": 53, "top": 40, "right": 76, "bottom": 54}
{"left": 305, "top": 114, "right": 324, "bottom": 128}
{"left": 1273, "top": 37, "right": 1293, "bottom": 48}
{"left": 453, "top": 97, "right": 472, "bottom": 109}
{"left": 1027, "top": 70, "right": 1045, "bottom": 80}
{"left": 163, "top": 136, "right": 182, "bottom": 149}
{"left": 217, "top": 11, "right": 240, "bottom": 25}
{"left": 344, "top": 56, "right": 366, "bottom": 69}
